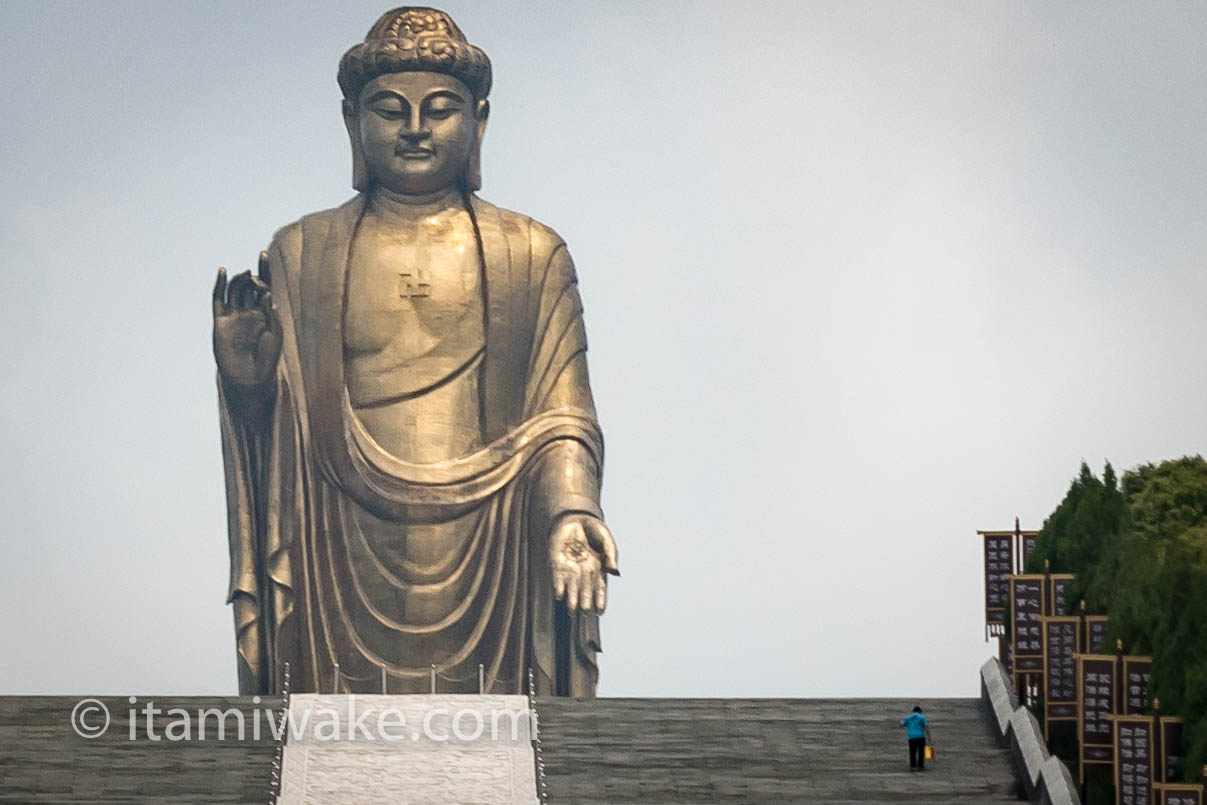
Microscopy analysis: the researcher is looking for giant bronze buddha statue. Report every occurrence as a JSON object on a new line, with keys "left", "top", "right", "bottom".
{"left": 211, "top": 7, "right": 618, "bottom": 697}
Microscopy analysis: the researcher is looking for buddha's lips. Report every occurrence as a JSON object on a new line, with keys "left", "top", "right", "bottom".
{"left": 396, "top": 146, "right": 435, "bottom": 160}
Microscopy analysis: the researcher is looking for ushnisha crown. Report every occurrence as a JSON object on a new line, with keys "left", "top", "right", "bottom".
{"left": 338, "top": 7, "right": 492, "bottom": 102}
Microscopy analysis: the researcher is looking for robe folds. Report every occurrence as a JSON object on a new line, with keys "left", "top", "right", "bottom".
{"left": 219, "top": 193, "right": 605, "bottom": 698}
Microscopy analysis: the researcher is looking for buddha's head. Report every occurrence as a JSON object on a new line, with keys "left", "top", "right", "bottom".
{"left": 338, "top": 7, "right": 491, "bottom": 195}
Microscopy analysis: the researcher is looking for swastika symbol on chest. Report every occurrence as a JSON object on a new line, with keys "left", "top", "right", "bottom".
{"left": 398, "top": 271, "right": 431, "bottom": 299}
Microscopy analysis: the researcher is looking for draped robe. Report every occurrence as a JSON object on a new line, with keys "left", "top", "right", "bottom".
{"left": 218, "top": 193, "right": 604, "bottom": 697}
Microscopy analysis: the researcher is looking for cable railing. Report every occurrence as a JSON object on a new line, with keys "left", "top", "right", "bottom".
{"left": 527, "top": 666, "right": 550, "bottom": 805}
{"left": 267, "top": 661, "right": 290, "bottom": 805}
{"left": 313, "top": 661, "right": 522, "bottom": 695}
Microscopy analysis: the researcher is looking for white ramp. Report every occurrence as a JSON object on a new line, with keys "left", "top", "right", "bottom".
{"left": 277, "top": 694, "right": 539, "bottom": 805}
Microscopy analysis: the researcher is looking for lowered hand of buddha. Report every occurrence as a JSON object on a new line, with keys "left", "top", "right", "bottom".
{"left": 550, "top": 513, "right": 619, "bottom": 614}
{"left": 212, "top": 251, "right": 282, "bottom": 389}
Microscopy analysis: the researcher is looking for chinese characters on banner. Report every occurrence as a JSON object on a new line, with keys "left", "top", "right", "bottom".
{"left": 1042, "top": 616, "right": 1079, "bottom": 738}
{"left": 1087, "top": 614, "right": 1111, "bottom": 653}
{"left": 1008, "top": 516, "right": 1039, "bottom": 571}
{"left": 975, "top": 525, "right": 1204, "bottom": 804}
{"left": 1048, "top": 573, "right": 1075, "bottom": 616}
{"left": 1158, "top": 717, "right": 1184, "bottom": 784}
{"left": 982, "top": 532, "right": 1014, "bottom": 637}
{"left": 1124, "top": 657, "right": 1154, "bottom": 715}
{"left": 1022, "top": 532, "right": 1038, "bottom": 567}
{"left": 1115, "top": 716, "right": 1154, "bottom": 805}
{"left": 1161, "top": 785, "right": 1204, "bottom": 805}
{"left": 1079, "top": 655, "right": 1117, "bottom": 779}
{"left": 1010, "top": 575, "right": 1045, "bottom": 696}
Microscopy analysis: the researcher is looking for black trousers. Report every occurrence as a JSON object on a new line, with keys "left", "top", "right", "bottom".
{"left": 908, "top": 737, "right": 927, "bottom": 769}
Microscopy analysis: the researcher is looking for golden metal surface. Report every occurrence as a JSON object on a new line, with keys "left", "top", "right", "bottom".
{"left": 212, "top": 7, "right": 617, "bottom": 697}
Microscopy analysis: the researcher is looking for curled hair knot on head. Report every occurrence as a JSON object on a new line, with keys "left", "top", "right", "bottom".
{"left": 337, "top": 6, "right": 492, "bottom": 104}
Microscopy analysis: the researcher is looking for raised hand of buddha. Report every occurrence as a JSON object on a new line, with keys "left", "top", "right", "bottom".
{"left": 550, "top": 513, "right": 620, "bottom": 614}
{"left": 212, "top": 251, "right": 282, "bottom": 389}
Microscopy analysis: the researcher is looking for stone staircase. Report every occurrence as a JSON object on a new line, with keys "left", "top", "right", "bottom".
{"left": 0, "top": 695, "right": 1022, "bottom": 803}
{"left": 537, "top": 697, "right": 1021, "bottom": 804}
{"left": 0, "top": 696, "right": 276, "bottom": 803}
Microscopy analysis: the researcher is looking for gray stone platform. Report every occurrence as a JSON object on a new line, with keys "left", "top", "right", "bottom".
{"left": 0, "top": 695, "right": 1021, "bottom": 803}
{"left": 0, "top": 696, "right": 275, "bottom": 802}
{"left": 537, "top": 697, "right": 1021, "bottom": 803}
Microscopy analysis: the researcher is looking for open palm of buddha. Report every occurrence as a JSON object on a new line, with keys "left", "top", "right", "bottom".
{"left": 211, "top": 6, "right": 618, "bottom": 698}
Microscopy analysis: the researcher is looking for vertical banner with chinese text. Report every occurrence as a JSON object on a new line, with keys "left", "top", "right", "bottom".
{"left": 1022, "top": 531, "right": 1038, "bottom": 568}
{"left": 1157, "top": 717, "right": 1184, "bottom": 785}
{"left": 1079, "top": 654, "right": 1117, "bottom": 782}
{"left": 1042, "top": 616, "right": 1079, "bottom": 739}
{"left": 1010, "top": 575, "right": 1045, "bottom": 696}
{"left": 1047, "top": 573, "right": 1075, "bottom": 616}
{"left": 1123, "top": 657, "right": 1154, "bottom": 716}
{"left": 1086, "top": 615, "right": 1111, "bottom": 653}
{"left": 1159, "top": 785, "right": 1203, "bottom": 805}
{"left": 981, "top": 531, "right": 1014, "bottom": 638}
{"left": 1114, "top": 715, "right": 1154, "bottom": 805}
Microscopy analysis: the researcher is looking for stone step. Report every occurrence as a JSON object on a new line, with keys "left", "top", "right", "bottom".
{"left": 0, "top": 696, "right": 276, "bottom": 803}
{"left": 276, "top": 694, "right": 538, "bottom": 805}
{"left": 535, "top": 697, "right": 1021, "bottom": 803}
{"left": 0, "top": 695, "right": 1022, "bottom": 803}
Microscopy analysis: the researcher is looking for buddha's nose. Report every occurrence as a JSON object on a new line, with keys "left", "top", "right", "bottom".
{"left": 401, "top": 108, "right": 431, "bottom": 141}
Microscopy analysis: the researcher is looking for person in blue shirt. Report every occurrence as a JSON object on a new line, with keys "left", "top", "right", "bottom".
{"left": 901, "top": 705, "right": 933, "bottom": 771}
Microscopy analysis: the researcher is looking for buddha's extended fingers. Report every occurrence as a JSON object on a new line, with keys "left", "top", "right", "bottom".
{"left": 594, "top": 576, "right": 607, "bottom": 614}
{"left": 229, "top": 271, "right": 255, "bottom": 310}
{"left": 553, "top": 570, "right": 566, "bottom": 601}
{"left": 578, "top": 572, "right": 594, "bottom": 613}
{"left": 576, "top": 571, "right": 592, "bottom": 613}
{"left": 584, "top": 518, "right": 619, "bottom": 576}
{"left": 258, "top": 289, "right": 275, "bottom": 326}
{"left": 257, "top": 250, "right": 272, "bottom": 287}
{"left": 238, "top": 271, "right": 257, "bottom": 310}
{"left": 565, "top": 574, "right": 580, "bottom": 614}
{"left": 248, "top": 276, "right": 273, "bottom": 320}
{"left": 213, "top": 268, "right": 229, "bottom": 317}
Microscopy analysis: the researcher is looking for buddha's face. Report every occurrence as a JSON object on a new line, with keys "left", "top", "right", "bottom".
{"left": 347, "top": 71, "right": 487, "bottom": 196}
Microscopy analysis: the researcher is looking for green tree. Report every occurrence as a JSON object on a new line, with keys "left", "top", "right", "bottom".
{"left": 1026, "top": 461, "right": 1128, "bottom": 613}
{"left": 1113, "top": 456, "right": 1207, "bottom": 778}
{"left": 1027, "top": 456, "right": 1207, "bottom": 779}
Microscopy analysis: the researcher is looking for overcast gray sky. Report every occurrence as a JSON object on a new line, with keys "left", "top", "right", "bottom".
{"left": 1, "top": 1, "right": 1204, "bottom": 698}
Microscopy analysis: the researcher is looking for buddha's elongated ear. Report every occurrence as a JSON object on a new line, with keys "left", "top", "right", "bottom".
{"left": 464, "top": 99, "right": 489, "bottom": 192}
{"left": 342, "top": 99, "right": 369, "bottom": 192}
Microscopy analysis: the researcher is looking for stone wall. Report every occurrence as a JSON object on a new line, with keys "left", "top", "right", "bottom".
{"left": 979, "top": 657, "right": 1081, "bottom": 805}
